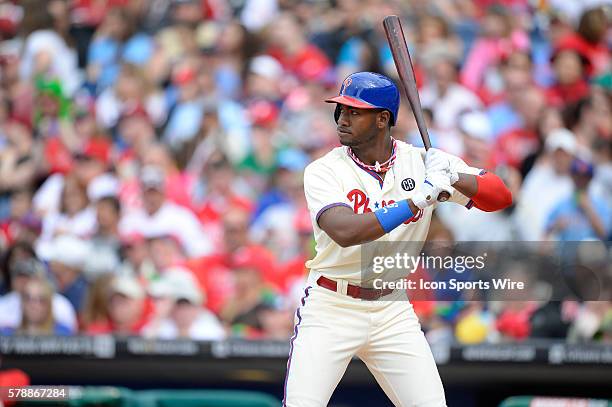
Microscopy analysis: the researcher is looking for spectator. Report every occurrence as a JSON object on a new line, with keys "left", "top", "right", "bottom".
{"left": 420, "top": 45, "right": 483, "bottom": 133}
{"left": 252, "top": 150, "right": 309, "bottom": 223}
{"left": 147, "top": 234, "right": 187, "bottom": 273}
{"left": 486, "top": 51, "right": 534, "bottom": 138}
{"left": 251, "top": 152, "right": 309, "bottom": 261}
{"left": 0, "top": 104, "right": 38, "bottom": 198}
{"left": 119, "top": 165, "right": 212, "bottom": 257}
{"left": 492, "top": 86, "right": 545, "bottom": 169}
{"left": 276, "top": 208, "right": 312, "bottom": 295}
{"left": 0, "top": 275, "right": 72, "bottom": 335}
{"left": 95, "top": 63, "right": 166, "bottom": 130}
{"left": 529, "top": 302, "right": 570, "bottom": 339}
{"left": 34, "top": 78, "right": 78, "bottom": 175}
{"left": 143, "top": 267, "right": 225, "bottom": 340}
{"left": 458, "top": 111, "right": 494, "bottom": 169}
{"left": 266, "top": 13, "right": 332, "bottom": 82}
{"left": 139, "top": 142, "right": 195, "bottom": 210}
{"left": 19, "top": 0, "right": 80, "bottom": 95}
{"left": 0, "top": 189, "right": 42, "bottom": 250}
{"left": 0, "top": 256, "right": 76, "bottom": 332}
{"left": 93, "top": 196, "right": 121, "bottom": 245}
{"left": 520, "top": 106, "right": 566, "bottom": 177}
{"left": 563, "top": 95, "right": 608, "bottom": 152}
{"left": 32, "top": 139, "right": 110, "bottom": 220}
{"left": 213, "top": 20, "right": 258, "bottom": 99}
{"left": 86, "top": 7, "right": 153, "bottom": 92}
{"left": 185, "top": 205, "right": 273, "bottom": 316}
{"left": 193, "top": 152, "right": 252, "bottom": 242}
{"left": 591, "top": 138, "right": 612, "bottom": 203}
{"left": 545, "top": 158, "right": 611, "bottom": 241}
{"left": 115, "top": 102, "right": 156, "bottom": 160}
{"left": 86, "top": 275, "right": 149, "bottom": 335}
{"left": 568, "top": 301, "right": 612, "bottom": 342}
{"left": 574, "top": 7, "right": 610, "bottom": 75}
{"left": 455, "top": 304, "right": 493, "bottom": 345}
{"left": 237, "top": 101, "right": 282, "bottom": 179}
{"left": 80, "top": 273, "right": 115, "bottom": 331}
{"left": 45, "top": 235, "right": 91, "bottom": 312}
{"left": 117, "top": 233, "right": 157, "bottom": 283}
{"left": 87, "top": 195, "right": 122, "bottom": 278}
{"left": 220, "top": 248, "right": 282, "bottom": 338}
{"left": 515, "top": 129, "right": 577, "bottom": 240}
{"left": 546, "top": 36, "right": 591, "bottom": 106}
{"left": 244, "top": 55, "right": 284, "bottom": 103}
{"left": 460, "top": 5, "right": 529, "bottom": 93}
{"left": 38, "top": 173, "right": 96, "bottom": 249}
{"left": 162, "top": 58, "right": 205, "bottom": 150}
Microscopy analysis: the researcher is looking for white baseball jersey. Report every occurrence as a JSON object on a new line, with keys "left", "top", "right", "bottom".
{"left": 303, "top": 139, "right": 482, "bottom": 283}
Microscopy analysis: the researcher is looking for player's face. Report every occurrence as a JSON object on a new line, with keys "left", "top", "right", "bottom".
{"left": 336, "top": 105, "right": 383, "bottom": 147}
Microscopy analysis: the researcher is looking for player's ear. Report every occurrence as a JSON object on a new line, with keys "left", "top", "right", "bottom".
{"left": 377, "top": 110, "right": 390, "bottom": 129}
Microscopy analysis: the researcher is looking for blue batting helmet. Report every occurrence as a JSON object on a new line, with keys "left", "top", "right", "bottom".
{"left": 325, "top": 72, "right": 400, "bottom": 126}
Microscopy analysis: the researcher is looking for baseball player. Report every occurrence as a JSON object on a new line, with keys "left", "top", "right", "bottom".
{"left": 283, "top": 72, "right": 512, "bottom": 407}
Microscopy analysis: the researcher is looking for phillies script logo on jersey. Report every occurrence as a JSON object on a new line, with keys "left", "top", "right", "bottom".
{"left": 347, "top": 189, "right": 423, "bottom": 224}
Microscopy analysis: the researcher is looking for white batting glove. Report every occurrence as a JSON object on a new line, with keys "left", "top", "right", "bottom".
{"left": 411, "top": 172, "right": 453, "bottom": 209}
{"left": 425, "top": 148, "right": 459, "bottom": 185}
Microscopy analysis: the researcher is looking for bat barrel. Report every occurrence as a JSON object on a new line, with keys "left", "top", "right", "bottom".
{"left": 383, "top": 15, "right": 449, "bottom": 201}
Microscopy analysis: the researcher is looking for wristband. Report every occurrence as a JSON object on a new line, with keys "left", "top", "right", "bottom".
{"left": 374, "top": 200, "right": 414, "bottom": 233}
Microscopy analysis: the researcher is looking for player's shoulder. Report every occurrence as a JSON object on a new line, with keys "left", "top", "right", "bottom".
{"left": 395, "top": 139, "right": 425, "bottom": 160}
{"left": 304, "top": 146, "right": 347, "bottom": 176}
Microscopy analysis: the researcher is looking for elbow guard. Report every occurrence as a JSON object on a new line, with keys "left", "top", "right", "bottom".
{"left": 471, "top": 171, "right": 513, "bottom": 212}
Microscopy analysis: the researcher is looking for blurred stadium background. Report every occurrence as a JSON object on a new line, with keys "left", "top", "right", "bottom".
{"left": 0, "top": 0, "right": 610, "bottom": 406}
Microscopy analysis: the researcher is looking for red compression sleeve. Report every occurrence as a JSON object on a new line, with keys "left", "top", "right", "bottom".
{"left": 471, "top": 171, "right": 513, "bottom": 212}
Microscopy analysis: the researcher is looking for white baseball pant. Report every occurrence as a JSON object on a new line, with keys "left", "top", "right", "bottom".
{"left": 283, "top": 284, "right": 446, "bottom": 406}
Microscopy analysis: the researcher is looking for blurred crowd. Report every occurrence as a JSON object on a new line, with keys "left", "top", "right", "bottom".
{"left": 0, "top": 0, "right": 610, "bottom": 344}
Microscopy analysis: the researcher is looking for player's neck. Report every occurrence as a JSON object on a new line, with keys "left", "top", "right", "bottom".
{"left": 349, "top": 135, "right": 393, "bottom": 167}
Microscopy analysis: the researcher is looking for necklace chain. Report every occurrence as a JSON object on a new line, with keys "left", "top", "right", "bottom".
{"left": 347, "top": 138, "right": 397, "bottom": 173}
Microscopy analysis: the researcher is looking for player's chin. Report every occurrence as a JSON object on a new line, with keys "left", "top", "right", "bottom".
{"left": 338, "top": 131, "right": 356, "bottom": 146}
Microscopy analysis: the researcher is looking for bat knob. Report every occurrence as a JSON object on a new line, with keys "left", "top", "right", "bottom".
{"left": 438, "top": 191, "right": 450, "bottom": 202}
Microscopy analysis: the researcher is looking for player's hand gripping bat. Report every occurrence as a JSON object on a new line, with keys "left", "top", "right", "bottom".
{"left": 383, "top": 15, "right": 450, "bottom": 202}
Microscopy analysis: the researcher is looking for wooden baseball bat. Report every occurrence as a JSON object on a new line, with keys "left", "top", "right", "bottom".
{"left": 383, "top": 15, "right": 450, "bottom": 202}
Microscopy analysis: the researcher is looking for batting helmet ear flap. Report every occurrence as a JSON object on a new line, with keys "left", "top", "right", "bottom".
{"left": 334, "top": 104, "right": 341, "bottom": 123}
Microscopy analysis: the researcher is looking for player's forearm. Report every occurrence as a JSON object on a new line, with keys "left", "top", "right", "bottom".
{"left": 321, "top": 210, "right": 386, "bottom": 247}
{"left": 454, "top": 171, "right": 513, "bottom": 212}
{"left": 319, "top": 201, "right": 419, "bottom": 247}
{"left": 451, "top": 173, "right": 478, "bottom": 198}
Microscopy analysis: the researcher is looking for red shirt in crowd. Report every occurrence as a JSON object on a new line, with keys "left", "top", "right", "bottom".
{"left": 492, "top": 128, "right": 540, "bottom": 169}
{"left": 267, "top": 45, "right": 332, "bottom": 81}
{"left": 545, "top": 80, "right": 590, "bottom": 107}
{"left": 71, "top": 0, "right": 130, "bottom": 27}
